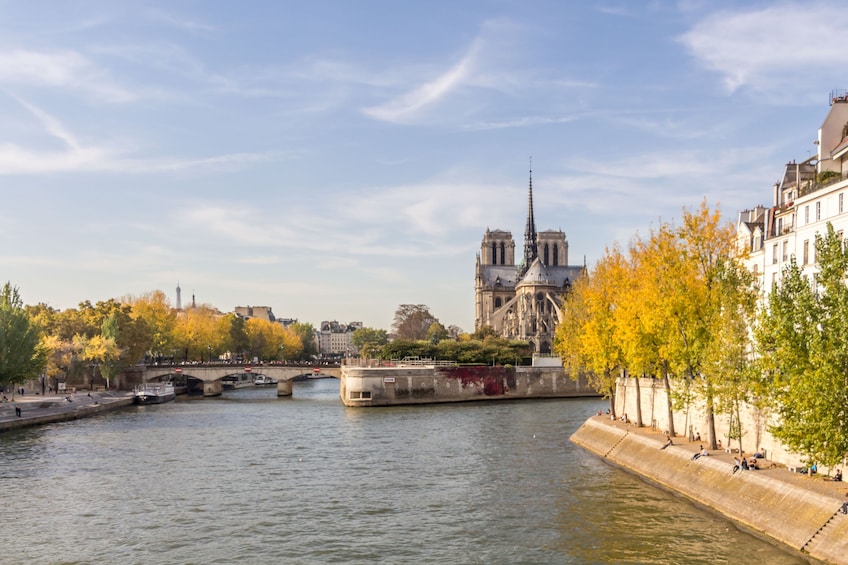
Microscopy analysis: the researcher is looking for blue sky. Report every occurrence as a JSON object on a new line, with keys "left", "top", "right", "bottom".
{"left": 1, "top": 1, "right": 846, "bottom": 332}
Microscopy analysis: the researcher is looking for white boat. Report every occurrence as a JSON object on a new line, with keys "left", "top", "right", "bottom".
{"left": 222, "top": 374, "right": 255, "bottom": 389}
{"left": 134, "top": 382, "right": 176, "bottom": 405}
{"left": 254, "top": 375, "right": 278, "bottom": 386}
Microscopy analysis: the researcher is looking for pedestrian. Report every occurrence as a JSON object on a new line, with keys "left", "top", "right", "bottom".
{"left": 14, "top": 405, "right": 21, "bottom": 417}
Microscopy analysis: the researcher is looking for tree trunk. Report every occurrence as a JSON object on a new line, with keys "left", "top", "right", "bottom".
{"left": 633, "top": 372, "right": 643, "bottom": 427}
{"left": 663, "top": 361, "right": 675, "bottom": 437}
{"left": 706, "top": 390, "right": 718, "bottom": 450}
{"left": 606, "top": 369, "right": 616, "bottom": 419}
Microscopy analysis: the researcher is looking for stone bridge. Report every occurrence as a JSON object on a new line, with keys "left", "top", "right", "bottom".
{"left": 141, "top": 364, "right": 341, "bottom": 397}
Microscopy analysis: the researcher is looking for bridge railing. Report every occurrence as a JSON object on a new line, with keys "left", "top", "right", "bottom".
{"left": 343, "top": 357, "right": 456, "bottom": 368}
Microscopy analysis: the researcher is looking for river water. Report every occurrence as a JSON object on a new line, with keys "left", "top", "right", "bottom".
{"left": 2, "top": 379, "right": 801, "bottom": 564}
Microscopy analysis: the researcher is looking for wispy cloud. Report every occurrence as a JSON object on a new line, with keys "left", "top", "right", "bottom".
{"left": 0, "top": 49, "right": 136, "bottom": 102}
{"left": 679, "top": 4, "right": 848, "bottom": 97}
{"left": 146, "top": 8, "right": 217, "bottom": 33}
{"left": 0, "top": 96, "right": 280, "bottom": 175}
{"left": 362, "top": 39, "right": 482, "bottom": 124}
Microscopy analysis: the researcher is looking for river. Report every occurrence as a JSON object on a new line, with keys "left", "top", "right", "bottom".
{"left": 2, "top": 379, "right": 801, "bottom": 564}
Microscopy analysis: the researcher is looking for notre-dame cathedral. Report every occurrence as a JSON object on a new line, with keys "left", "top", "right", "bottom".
{"left": 474, "top": 170, "right": 585, "bottom": 354}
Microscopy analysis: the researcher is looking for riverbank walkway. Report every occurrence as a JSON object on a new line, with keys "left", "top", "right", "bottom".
{"left": 0, "top": 391, "right": 135, "bottom": 432}
{"left": 594, "top": 413, "right": 847, "bottom": 500}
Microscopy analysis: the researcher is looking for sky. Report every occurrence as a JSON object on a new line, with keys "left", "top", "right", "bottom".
{"left": 1, "top": 1, "right": 847, "bottom": 333}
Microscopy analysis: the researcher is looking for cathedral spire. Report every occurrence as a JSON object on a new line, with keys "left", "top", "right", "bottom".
{"left": 521, "top": 159, "right": 538, "bottom": 275}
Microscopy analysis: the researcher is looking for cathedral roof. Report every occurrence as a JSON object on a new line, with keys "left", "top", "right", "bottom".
{"left": 479, "top": 265, "right": 519, "bottom": 288}
{"left": 516, "top": 257, "right": 582, "bottom": 289}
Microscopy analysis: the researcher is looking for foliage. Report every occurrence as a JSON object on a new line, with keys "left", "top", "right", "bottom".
{"left": 0, "top": 283, "right": 47, "bottom": 389}
{"left": 554, "top": 245, "right": 627, "bottom": 412}
{"left": 244, "top": 318, "right": 302, "bottom": 361}
{"left": 426, "top": 322, "right": 450, "bottom": 344}
{"left": 172, "top": 305, "right": 221, "bottom": 362}
{"left": 379, "top": 336, "right": 531, "bottom": 365}
{"left": 381, "top": 339, "right": 436, "bottom": 360}
{"left": 392, "top": 304, "right": 439, "bottom": 341}
{"left": 554, "top": 201, "right": 756, "bottom": 444}
{"left": 351, "top": 327, "right": 388, "bottom": 358}
{"left": 754, "top": 223, "right": 848, "bottom": 467}
{"left": 289, "top": 322, "right": 318, "bottom": 360}
{"left": 125, "top": 291, "right": 176, "bottom": 357}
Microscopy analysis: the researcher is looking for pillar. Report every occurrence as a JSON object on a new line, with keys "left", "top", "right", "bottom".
{"left": 277, "top": 380, "right": 292, "bottom": 397}
{"left": 204, "top": 380, "right": 223, "bottom": 397}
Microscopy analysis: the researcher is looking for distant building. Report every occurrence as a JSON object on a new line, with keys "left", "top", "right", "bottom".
{"left": 474, "top": 168, "right": 585, "bottom": 354}
{"left": 233, "top": 305, "right": 277, "bottom": 323}
{"left": 737, "top": 91, "right": 848, "bottom": 294}
{"left": 316, "top": 321, "right": 363, "bottom": 359}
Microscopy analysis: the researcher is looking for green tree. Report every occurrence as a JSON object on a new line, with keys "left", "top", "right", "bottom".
{"left": 290, "top": 322, "right": 317, "bottom": 361}
{"left": 755, "top": 224, "right": 848, "bottom": 468}
{"left": 426, "top": 322, "right": 449, "bottom": 344}
{"left": 0, "top": 283, "right": 47, "bottom": 391}
{"left": 381, "top": 339, "right": 435, "bottom": 360}
{"left": 351, "top": 327, "right": 389, "bottom": 358}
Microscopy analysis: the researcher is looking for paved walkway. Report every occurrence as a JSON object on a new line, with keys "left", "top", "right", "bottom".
{"left": 0, "top": 391, "right": 134, "bottom": 430}
{"left": 595, "top": 414, "right": 847, "bottom": 499}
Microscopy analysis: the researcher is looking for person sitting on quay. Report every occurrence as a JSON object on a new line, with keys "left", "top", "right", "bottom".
{"left": 825, "top": 469, "right": 842, "bottom": 482}
{"left": 660, "top": 435, "right": 673, "bottom": 450}
{"left": 732, "top": 457, "right": 742, "bottom": 474}
{"left": 748, "top": 457, "right": 759, "bottom": 470}
{"left": 691, "top": 445, "right": 707, "bottom": 460}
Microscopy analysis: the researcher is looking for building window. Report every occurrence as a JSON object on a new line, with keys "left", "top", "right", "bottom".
{"left": 500, "top": 242, "right": 505, "bottom": 265}
{"left": 803, "top": 240, "right": 809, "bottom": 265}
{"left": 782, "top": 240, "right": 788, "bottom": 262}
{"left": 491, "top": 243, "right": 496, "bottom": 264}
{"left": 543, "top": 243, "right": 550, "bottom": 265}
{"left": 840, "top": 193, "right": 844, "bottom": 213}
{"left": 553, "top": 244, "right": 559, "bottom": 266}
{"left": 349, "top": 391, "right": 371, "bottom": 400}
{"left": 816, "top": 201, "right": 821, "bottom": 220}
{"left": 805, "top": 206, "right": 809, "bottom": 224}
{"left": 494, "top": 297, "right": 502, "bottom": 308}
{"left": 772, "top": 243, "right": 778, "bottom": 265}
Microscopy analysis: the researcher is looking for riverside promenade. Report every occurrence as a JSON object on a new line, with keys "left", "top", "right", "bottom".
{"left": 0, "top": 391, "right": 135, "bottom": 432}
{"left": 572, "top": 414, "right": 848, "bottom": 564}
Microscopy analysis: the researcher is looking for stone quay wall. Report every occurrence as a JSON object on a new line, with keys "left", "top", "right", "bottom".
{"left": 340, "top": 364, "right": 598, "bottom": 407}
{"left": 615, "top": 377, "right": 802, "bottom": 468}
{"left": 571, "top": 416, "right": 848, "bottom": 565}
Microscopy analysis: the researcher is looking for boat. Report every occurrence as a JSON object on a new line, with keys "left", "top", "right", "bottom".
{"left": 254, "top": 375, "right": 278, "bottom": 386}
{"left": 222, "top": 373, "right": 255, "bottom": 389}
{"left": 134, "top": 382, "right": 176, "bottom": 405}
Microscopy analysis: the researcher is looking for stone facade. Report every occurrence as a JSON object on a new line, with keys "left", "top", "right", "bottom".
{"left": 474, "top": 170, "right": 584, "bottom": 353}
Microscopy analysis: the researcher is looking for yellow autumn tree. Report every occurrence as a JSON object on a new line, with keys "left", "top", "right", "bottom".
{"left": 555, "top": 244, "right": 627, "bottom": 416}
{"left": 172, "top": 306, "right": 220, "bottom": 362}
{"left": 244, "top": 318, "right": 302, "bottom": 361}
{"left": 126, "top": 290, "right": 176, "bottom": 360}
